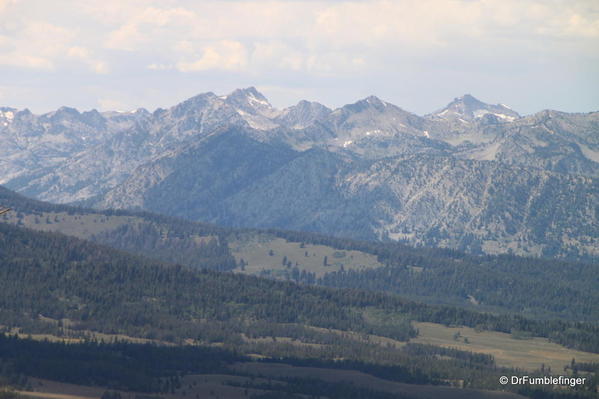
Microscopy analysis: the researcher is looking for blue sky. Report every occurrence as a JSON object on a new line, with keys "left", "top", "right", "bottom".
{"left": 0, "top": 0, "right": 598, "bottom": 115}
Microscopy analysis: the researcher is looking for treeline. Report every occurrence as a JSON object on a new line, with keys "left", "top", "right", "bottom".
{"left": 266, "top": 228, "right": 599, "bottom": 322}
{"left": 317, "top": 260, "right": 598, "bottom": 321}
{"left": 0, "top": 222, "right": 598, "bottom": 395}
{"left": 0, "top": 333, "right": 239, "bottom": 392}
{"left": 2, "top": 222, "right": 598, "bottom": 355}
{"left": 0, "top": 333, "right": 520, "bottom": 396}
{"left": 91, "top": 223, "right": 236, "bottom": 272}
{"left": 402, "top": 343, "right": 495, "bottom": 367}
{"left": 0, "top": 185, "right": 219, "bottom": 235}
{"left": 1, "top": 185, "right": 237, "bottom": 272}
{"left": 0, "top": 222, "right": 415, "bottom": 343}
{"left": 3, "top": 184, "right": 598, "bottom": 325}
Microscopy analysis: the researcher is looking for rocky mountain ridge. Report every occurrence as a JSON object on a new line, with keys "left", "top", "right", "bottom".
{"left": 428, "top": 94, "right": 521, "bottom": 123}
{"left": 2, "top": 88, "right": 598, "bottom": 259}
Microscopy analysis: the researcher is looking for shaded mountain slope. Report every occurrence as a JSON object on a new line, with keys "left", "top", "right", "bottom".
{"left": 2, "top": 89, "right": 598, "bottom": 259}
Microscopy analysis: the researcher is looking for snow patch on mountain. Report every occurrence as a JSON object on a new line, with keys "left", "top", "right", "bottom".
{"left": 428, "top": 94, "right": 520, "bottom": 123}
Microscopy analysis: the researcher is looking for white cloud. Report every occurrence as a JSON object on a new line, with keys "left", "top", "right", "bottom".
{"left": 80, "top": 0, "right": 598, "bottom": 75}
{"left": 67, "top": 46, "right": 109, "bottom": 74}
{"left": 92, "top": 61, "right": 109, "bottom": 74}
{"left": 0, "top": 0, "right": 597, "bottom": 113}
{"left": 3, "top": 1, "right": 598, "bottom": 67}
{"left": 177, "top": 40, "right": 248, "bottom": 72}
{"left": 1, "top": 53, "right": 53, "bottom": 69}
{"left": 67, "top": 46, "right": 90, "bottom": 59}
{"left": 0, "top": 21, "right": 73, "bottom": 69}
{"left": 0, "top": 0, "right": 18, "bottom": 14}
{"left": 251, "top": 41, "right": 306, "bottom": 71}
{"left": 98, "top": 97, "right": 130, "bottom": 112}
{"left": 105, "top": 6, "right": 196, "bottom": 51}
{"left": 147, "top": 63, "right": 173, "bottom": 71}
{"left": 0, "top": 13, "right": 109, "bottom": 72}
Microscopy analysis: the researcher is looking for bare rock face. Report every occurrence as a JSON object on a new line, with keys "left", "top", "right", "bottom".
{"left": 2, "top": 88, "right": 598, "bottom": 259}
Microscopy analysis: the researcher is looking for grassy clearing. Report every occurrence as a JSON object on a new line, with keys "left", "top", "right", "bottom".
{"left": 18, "top": 379, "right": 105, "bottom": 399}
{"left": 412, "top": 322, "right": 599, "bottom": 372}
{"left": 229, "top": 233, "right": 383, "bottom": 278}
{"left": 3, "top": 212, "right": 138, "bottom": 239}
{"left": 306, "top": 325, "right": 408, "bottom": 349}
{"left": 3, "top": 326, "right": 159, "bottom": 346}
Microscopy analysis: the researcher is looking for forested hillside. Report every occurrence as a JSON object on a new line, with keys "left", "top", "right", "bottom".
{"left": 0, "top": 334, "right": 542, "bottom": 399}
{"left": 0, "top": 222, "right": 598, "bottom": 397}
{"left": 0, "top": 185, "right": 236, "bottom": 271}
{"left": 249, "top": 229, "right": 599, "bottom": 321}
{"left": 0, "top": 187, "right": 599, "bottom": 321}
{"left": 1, "top": 222, "right": 598, "bottom": 354}
{"left": 2, "top": 185, "right": 598, "bottom": 322}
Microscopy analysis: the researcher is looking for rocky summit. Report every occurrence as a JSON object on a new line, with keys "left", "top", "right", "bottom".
{"left": 2, "top": 88, "right": 598, "bottom": 259}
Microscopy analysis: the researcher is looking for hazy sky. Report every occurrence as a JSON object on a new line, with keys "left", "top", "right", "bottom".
{"left": 0, "top": 0, "right": 598, "bottom": 115}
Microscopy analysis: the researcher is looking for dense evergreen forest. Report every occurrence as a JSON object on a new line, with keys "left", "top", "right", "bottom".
{"left": 267, "top": 229, "right": 599, "bottom": 321}
{"left": 0, "top": 186, "right": 237, "bottom": 271}
{"left": 1, "top": 187, "right": 598, "bottom": 397}
{"left": 0, "top": 333, "right": 597, "bottom": 398}
{"left": 2, "top": 185, "right": 598, "bottom": 324}
{"left": 0, "top": 221, "right": 598, "bottom": 354}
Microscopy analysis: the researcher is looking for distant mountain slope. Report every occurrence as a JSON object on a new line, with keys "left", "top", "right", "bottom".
{"left": 98, "top": 127, "right": 299, "bottom": 214}
{"left": 97, "top": 147, "right": 599, "bottom": 259}
{"left": 0, "top": 185, "right": 236, "bottom": 271}
{"left": 2, "top": 88, "right": 598, "bottom": 259}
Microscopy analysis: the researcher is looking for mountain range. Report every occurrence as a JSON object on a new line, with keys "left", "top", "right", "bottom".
{"left": 1, "top": 88, "right": 598, "bottom": 259}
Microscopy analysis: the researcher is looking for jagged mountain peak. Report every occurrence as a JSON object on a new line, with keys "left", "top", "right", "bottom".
{"left": 176, "top": 91, "right": 220, "bottom": 106}
{"left": 225, "top": 86, "right": 273, "bottom": 110}
{"left": 364, "top": 95, "right": 386, "bottom": 104}
{"left": 2, "top": 87, "right": 598, "bottom": 260}
{"left": 294, "top": 99, "right": 331, "bottom": 115}
{"left": 359, "top": 95, "right": 388, "bottom": 108}
{"left": 48, "top": 106, "right": 81, "bottom": 118}
{"left": 458, "top": 93, "right": 479, "bottom": 101}
{"left": 430, "top": 94, "right": 520, "bottom": 123}
{"left": 448, "top": 93, "right": 487, "bottom": 109}
{"left": 452, "top": 94, "right": 487, "bottom": 108}
{"left": 228, "top": 86, "right": 267, "bottom": 100}
{"left": 168, "top": 92, "right": 222, "bottom": 118}
{"left": 295, "top": 99, "right": 313, "bottom": 106}
{"left": 79, "top": 109, "right": 108, "bottom": 127}
{"left": 223, "top": 87, "right": 280, "bottom": 129}
{"left": 276, "top": 100, "right": 331, "bottom": 129}
{"left": 292, "top": 99, "right": 329, "bottom": 109}
{"left": 132, "top": 107, "right": 151, "bottom": 116}
{"left": 337, "top": 95, "right": 393, "bottom": 115}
